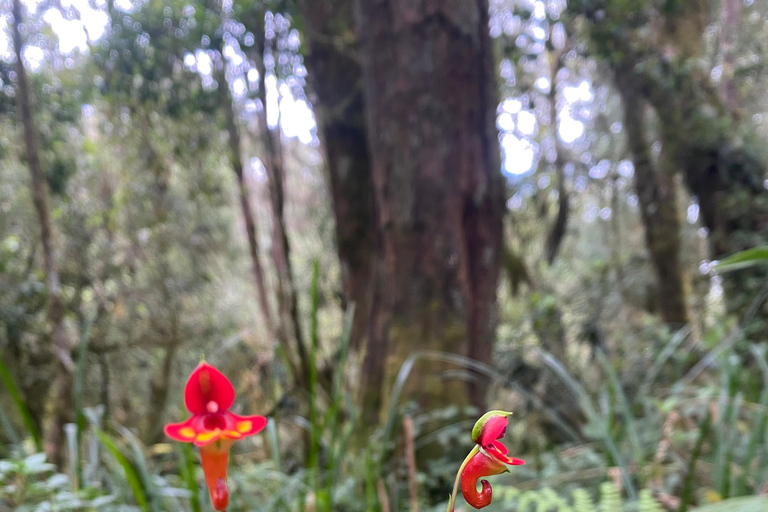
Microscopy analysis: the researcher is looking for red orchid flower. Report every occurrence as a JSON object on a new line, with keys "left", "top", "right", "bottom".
{"left": 447, "top": 411, "right": 525, "bottom": 511}
{"left": 164, "top": 362, "right": 267, "bottom": 511}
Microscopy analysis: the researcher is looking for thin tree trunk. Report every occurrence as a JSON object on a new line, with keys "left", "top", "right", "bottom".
{"left": 216, "top": 68, "right": 296, "bottom": 379}
{"left": 132, "top": 115, "right": 183, "bottom": 443}
{"left": 145, "top": 339, "right": 177, "bottom": 444}
{"left": 99, "top": 353, "right": 110, "bottom": 421}
{"left": 545, "top": 37, "right": 569, "bottom": 265}
{"left": 615, "top": 66, "right": 690, "bottom": 326}
{"left": 356, "top": 0, "right": 504, "bottom": 421}
{"left": 719, "top": 0, "right": 740, "bottom": 115}
{"left": 12, "top": 0, "right": 74, "bottom": 467}
{"left": 298, "top": 0, "right": 378, "bottom": 353}
{"left": 252, "top": 42, "right": 310, "bottom": 386}
{"left": 609, "top": 174, "right": 626, "bottom": 289}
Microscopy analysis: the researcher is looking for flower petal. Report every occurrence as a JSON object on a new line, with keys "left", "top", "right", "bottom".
{"left": 486, "top": 445, "right": 525, "bottom": 466}
{"left": 184, "top": 362, "right": 235, "bottom": 414}
{"left": 199, "top": 441, "right": 232, "bottom": 511}
{"left": 490, "top": 441, "right": 508, "bottom": 455}
{"left": 460, "top": 451, "right": 508, "bottom": 509}
{"left": 193, "top": 429, "right": 224, "bottom": 446}
{"left": 164, "top": 417, "right": 198, "bottom": 443}
{"left": 227, "top": 412, "right": 267, "bottom": 438}
{"left": 211, "top": 478, "right": 229, "bottom": 511}
{"left": 471, "top": 411, "right": 512, "bottom": 446}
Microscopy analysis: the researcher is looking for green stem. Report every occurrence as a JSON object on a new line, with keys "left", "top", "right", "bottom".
{"left": 446, "top": 446, "right": 479, "bottom": 512}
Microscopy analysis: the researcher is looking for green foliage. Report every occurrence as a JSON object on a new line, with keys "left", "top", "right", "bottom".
{"left": 0, "top": 452, "right": 119, "bottom": 511}
{"left": 716, "top": 247, "right": 768, "bottom": 273}
{"left": 177, "top": 443, "right": 202, "bottom": 512}
{"left": 637, "top": 490, "right": 662, "bottom": 512}
{"left": 0, "top": 357, "right": 41, "bottom": 452}
{"left": 496, "top": 483, "right": 661, "bottom": 512}
{"left": 96, "top": 429, "right": 151, "bottom": 512}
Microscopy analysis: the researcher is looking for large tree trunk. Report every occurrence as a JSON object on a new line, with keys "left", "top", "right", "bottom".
{"left": 355, "top": 0, "right": 504, "bottom": 421}
{"left": 615, "top": 66, "right": 690, "bottom": 327}
{"left": 298, "top": 0, "right": 377, "bottom": 353}
{"left": 12, "top": 0, "right": 74, "bottom": 467}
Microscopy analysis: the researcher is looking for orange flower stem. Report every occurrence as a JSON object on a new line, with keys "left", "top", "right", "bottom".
{"left": 199, "top": 440, "right": 233, "bottom": 511}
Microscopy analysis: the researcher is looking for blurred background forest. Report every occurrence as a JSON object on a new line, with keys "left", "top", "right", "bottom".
{"left": 2, "top": 0, "right": 768, "bottom": 510}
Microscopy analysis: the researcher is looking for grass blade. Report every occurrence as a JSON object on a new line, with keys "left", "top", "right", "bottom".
{"left": 736, "top": 344, "right": 768, "bottom": 495}
{"left": 0, "top": 403, "right": 20, "bottom": 447}
{"left": 64, "top": 423, "right": 79, "bottom": 491}
{"left": 713, "top": 369, "right": 732, "bottom": 497}
{"left": 267, "top": 417, "right": 282, "bottom": 470}
{"left": 678, "top": 410, "right": 712, "bottom": 512}
{"left": 596, "top": 350, "right": 643, "bottom": 472}
{"left": 117, "top": 426, "right": 159, "bottom": 512}
{"left": 638, "top": 325, "right": 691, "bottom": 403}
{"left": 0, "top": 355, "right": 41, "bottom": 451}
{"left": 539, "top": 349, "right": 637, "bottom": 500}
{"left": 307, "top": 258, "right": 321, "bottom": 508}
{"left": 177, "top": 442, "right": 201, "bottom": 512}
{"left": 95, "top": 428, "right": 150, "bottom": 512}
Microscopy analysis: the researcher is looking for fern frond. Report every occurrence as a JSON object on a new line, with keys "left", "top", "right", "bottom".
{"left": 638, "top": 489, "right": 663, "bottom": 512}
{"left": 599, "top": 482, "right": 622, "bottom": 512}
{"left": 573, "top": 488, "right": 596, "bottom": 512}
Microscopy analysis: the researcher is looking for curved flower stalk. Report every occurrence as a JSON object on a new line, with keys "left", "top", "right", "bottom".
{"left": 165, "top": 362, "right": 266, "bottom": 511}
{"left": 447, "top": 411, "right": 525, "bottom": 511}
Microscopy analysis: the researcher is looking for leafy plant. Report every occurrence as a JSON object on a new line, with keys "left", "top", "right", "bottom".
{"left": 0, "top": 452, "right": 119, "bottom": 511}
{"left": 494, "top": 484, "right": 663, "bottom": 512}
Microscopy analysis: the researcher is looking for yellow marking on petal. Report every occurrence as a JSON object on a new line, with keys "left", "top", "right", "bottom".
{"left": 223, "top": 430, "right": 242, "bottom": 440}
{"left": 179, "top": 427, "right": 196, "bottom": 439}
{"left": 236, "top": 420, "right": 253, "bottom": 433}
{"left": 196, "top": 430, "right": 220, "bottom": 443}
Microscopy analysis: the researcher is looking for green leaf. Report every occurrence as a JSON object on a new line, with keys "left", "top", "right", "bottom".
{"left": 716, "top": 247, "right": 768, "bottom": 272}
{"left": 95, "top": 429, "right": 149, "bottom": 512}
{"left": 177, "top": 442, "right": 201, "bottom": 512}
{"left": 22, "top": 453, "right": 55, "bottom": 475}
{"left": 0, "top": 356, "right": 42, "bottom": 451}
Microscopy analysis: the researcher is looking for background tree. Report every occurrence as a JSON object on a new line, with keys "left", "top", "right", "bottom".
{"left": 355, "top": 0, "right": 505, "bottom": 421}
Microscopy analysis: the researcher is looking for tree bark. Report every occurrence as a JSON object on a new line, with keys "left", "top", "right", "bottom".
{"left": 298, "top": 0, "right": 377, "bottom": 353}
{"left": 355, "top": 0, "right": 504, "bottom": 421}
{"left": 12, "top": 0, "right": 74, "bottom": 467}
{"left": 615, "top": 66, "right": 690, "bottom": 326}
